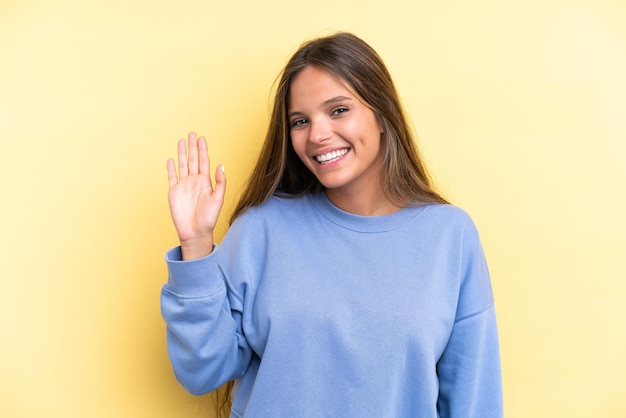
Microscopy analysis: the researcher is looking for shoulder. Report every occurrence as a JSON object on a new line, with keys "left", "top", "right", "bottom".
{"left": 217, "top": 194, "right": 314, "bottom": 263}
{"left": 419, "top": 203, "right": 478, "bottom": 231}
{"left": 230, "top": 193, "right": 313, "bottom": 232}
{"left": 406, "top": 204, "right": 483, "bottom": 253}
{"left": 238, "top": 193, "right": 311, "bottom": 218}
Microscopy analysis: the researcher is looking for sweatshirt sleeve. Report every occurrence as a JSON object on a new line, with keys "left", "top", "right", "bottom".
{"left": 160, "top": 246, "right": 252, "bottom": 395}
{"left": 436, "top": 217, "right": 503, "bottom": 418}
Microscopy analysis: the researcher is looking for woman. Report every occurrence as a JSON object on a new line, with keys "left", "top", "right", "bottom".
{"left": 162, "top": 32, "right": 503, "bottom": 418}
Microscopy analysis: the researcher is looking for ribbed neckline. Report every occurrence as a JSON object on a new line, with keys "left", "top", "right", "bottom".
{"left": 309, "top": 192, "right": 428, "bottom": 233}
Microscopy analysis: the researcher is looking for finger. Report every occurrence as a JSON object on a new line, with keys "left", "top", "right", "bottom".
{"left": 213, "top": 164, "right": 227, "bottom": 201}
{"left": 178, "top": 138, "right": 188, "bottom": 179}
{"left": 198, "top": 136, "right": 210, "bottom": 175}
{"left": 166, "top": 158, "right": 178, "bottom": 188}
{"left": 187, "top": 132, "right": 199, "bottom": 175}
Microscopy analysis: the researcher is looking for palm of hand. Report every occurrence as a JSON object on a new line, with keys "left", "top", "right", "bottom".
{"left": 166, "top": 133, "right": 226, "bottom": 259}
{"left": 168, "top": 173, "right": 221, "bottom": 243}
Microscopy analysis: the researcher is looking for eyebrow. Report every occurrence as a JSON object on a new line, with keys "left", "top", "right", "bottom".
{"left": 322, "top": 95, "right": 352, "bottom": 106}
{"left": 288, "top": 95, "right": 353, "bottom": 118}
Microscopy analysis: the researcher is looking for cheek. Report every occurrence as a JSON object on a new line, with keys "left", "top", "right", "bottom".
{"left": 290, "top": 133, "right": 308, "bottom": 161}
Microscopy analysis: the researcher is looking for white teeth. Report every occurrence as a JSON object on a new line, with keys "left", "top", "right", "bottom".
{"left": 315, "top": 148, "right": 348, "bottom": 163}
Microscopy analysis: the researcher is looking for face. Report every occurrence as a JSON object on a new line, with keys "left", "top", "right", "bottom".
{"left": 288, "top": 66, "right": 384, "bottom": 197}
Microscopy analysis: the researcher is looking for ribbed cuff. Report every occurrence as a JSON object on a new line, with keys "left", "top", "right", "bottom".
{"left": 164, "top": 245, "right": 224, "bottom": 296}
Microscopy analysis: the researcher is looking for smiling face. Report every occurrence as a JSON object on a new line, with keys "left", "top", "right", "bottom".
{"left": 288, "top": 65, "right": 385, "bottom": 203}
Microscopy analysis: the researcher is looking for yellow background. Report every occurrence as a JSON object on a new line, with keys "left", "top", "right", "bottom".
{"left": 1, "top": 0, "right": 625, "bottom": 417}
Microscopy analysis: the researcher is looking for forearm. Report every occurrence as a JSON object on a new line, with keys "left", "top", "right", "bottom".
{"left": 437, "top": 305, "right": 503, "bottom": 418}
{"left": 161, "top": 247, "right": 251, "bottom": 394}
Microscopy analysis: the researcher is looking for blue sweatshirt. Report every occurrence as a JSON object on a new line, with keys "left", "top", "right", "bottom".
{"left": 161, "top": 192, "right": 503, "bottom": 418}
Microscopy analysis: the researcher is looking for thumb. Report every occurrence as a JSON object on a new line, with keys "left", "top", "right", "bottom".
{"left": 213, "top": 164, "right": 227, "bottom": 199}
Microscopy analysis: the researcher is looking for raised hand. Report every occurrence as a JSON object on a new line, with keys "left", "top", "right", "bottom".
{"left": 166, "top": 132, "right": 226, "bottom": 260}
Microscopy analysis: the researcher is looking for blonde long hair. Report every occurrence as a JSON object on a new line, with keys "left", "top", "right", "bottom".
{"left": 230, "top": 32, "right": 447, "bottom": 225}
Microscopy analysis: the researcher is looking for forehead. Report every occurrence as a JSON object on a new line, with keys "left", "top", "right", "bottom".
{"left": 288, "top": 65, "right": 366, "bottom": 108}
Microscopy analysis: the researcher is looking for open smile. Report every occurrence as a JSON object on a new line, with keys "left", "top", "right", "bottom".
{"left": 314, "top": 148, "right": 350, "bottom": 164}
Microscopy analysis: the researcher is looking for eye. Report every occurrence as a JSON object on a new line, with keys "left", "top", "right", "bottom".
{"left": 331, "top": 107, "right": 349, "bottom": 116}
{"left": 290, "top": 118, "right": 308, "bottom": 129}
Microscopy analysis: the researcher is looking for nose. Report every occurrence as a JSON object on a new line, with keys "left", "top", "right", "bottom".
{"left": 308, "top": 117, "right": 331, "bottom": 144}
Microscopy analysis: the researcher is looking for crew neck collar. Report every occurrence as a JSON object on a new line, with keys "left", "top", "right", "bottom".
{"left": 309, "top": 192, "right": 427, "bottom": 233}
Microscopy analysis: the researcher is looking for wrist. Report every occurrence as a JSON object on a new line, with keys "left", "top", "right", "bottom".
{"left": 180, "top": 237, "right": 214, "bottom": 260}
